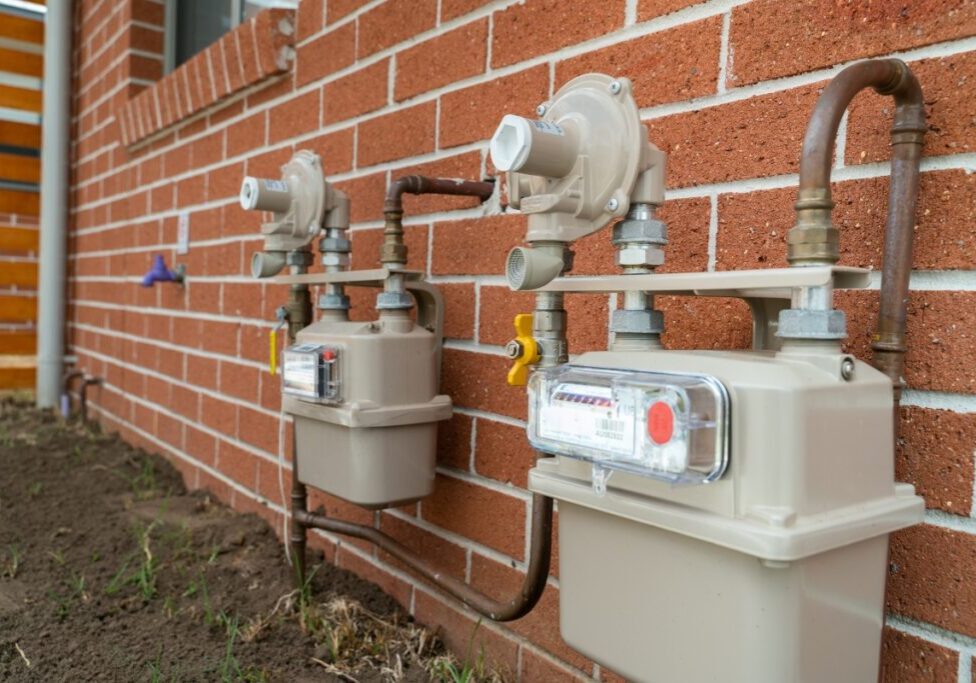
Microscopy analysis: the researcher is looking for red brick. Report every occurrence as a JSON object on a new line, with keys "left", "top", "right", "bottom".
{"left": 846, "top": 52, "right": 976, "bottom": 165}
{"left": 658, "top": 296, "right": 753, "bottom": 351}
{"left": 378, "top": 513, "right": 467, "bottom": 579}
{"left": 217, "top": 441, "right": 259, "bottom": 489}
{"left": 350, "top": 224, "right": 428, "bottom": 271}
{"left": 439, "top": 65, "right": 549, "bottom": 149}
{"left": 647, "top": 83, "right": 822, "bottom": 188}
{"left": 201, "top": 393, "right": 237, "bottom": 435}
{"left": 470, "top": 554, "right": 591, "bottom": 670}
{"left": 440, "top": 283, "right": 475, "bottom": 340}
{"left": 571, "top": 196, "right": 710, "bottom": 276}
{"left": 839, "top": 290, "right": 976, "bottom": 395}
{"left": 421, "top": 474, "right": 525, "bottom": 558}
{"left": 185, "top": 424, "right": 216, "bottom": 467}
{"left": 322, "top": 58, "right": 389, "bottom": 124}
{"left": 295, "top": 21, "right": 356, "bottom": 87}
{"left": 357, "top": 0, "right": 437, "bottom": 58}
{"left": 730, "top": 0, "right": 976, "bottom": 87}
{"left": 556, "top": 17, "right": 721, "bottom": 109}
{"left": 412, "top": 590, "right": 519, "bottom": 677}
{"left": 898, "top": 407, "right": 976, "bottom": 516}
{"left": 334, "top": 171, "right": 386, "bottom": 223}
{"left": 357, "top": 102, "right": 435, "bottom": 167}
{"left": 296, "top": 0, "right": 324, "bottom": 42}
{"left": 441, "top": 349, "right": 527, "bottom": 421}
{"left": 437, "top": 413, "right": 472, "bottom": 471}
{"left": 225, "top": 111, "right": 267, "bottom": 159}
{"left": 219, "top": 361, "right": 262, "bottom": 404}
{"left": 238, "top": 406, "right": 280, "bottom": 454}
{"left": 474, "top": 419, "right": 534, "bottom": 488}
{"left": 888, "top": 524, "right": 976, "bottom": 638}
{"left": 521, "top": 647, "right": 591, "bottom": 683}
{"left": 431, "top": 214, "right": 526, "bottom": 275}
{"left": 717, "top": 170, "right": 976, "bottom": 272}
{"left": 441, "top": 0, "right": 491, "bottom": 22}
{"left": 327, "top": 0, "right": 370, "bottom": 23}
{"left": 268, "top": 88, "right": 320, "bottom": 143}
{"left": 881, "top": 628, "right": 958, "bottom": 683}
{"left": 334, "top": 547, "right": 413, "bottom": 609}
{"left": 253, "top": 7, "right": 296, "bottom": 77}
{"left": 479, "top": 286, "right": 609, "bottom": 354}
{"left": 305, "top": 127, "right": 355, "bottom": 175}
{"left": 491, "top": 0, "right": 625, "bottom": 68}
{"left": 395, "top": 20, "right": 488, "bottom": 101}
{"left": 638, "top": 0, "right": 702, "bottom": 21}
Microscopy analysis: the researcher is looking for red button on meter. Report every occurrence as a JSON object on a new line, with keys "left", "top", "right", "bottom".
{"left": 647, "top": 401, "right": 674, "bottom": 444}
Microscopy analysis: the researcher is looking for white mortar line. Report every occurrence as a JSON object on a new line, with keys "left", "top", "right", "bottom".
{"left": 834, "top": 110, "right": 849, "bottom": 170}
{"left": 924, "top": 509, "right": 976, "bottom": 535}
{"left": 706, "top": 192, "right": 718, "bottom": 271}
{"left": 902, "top": 391, "right": 976, "bottom": 413}
{"left": 453, "top": 406, "right": 526, "bottom": 429}
{"left": 716, "top": 10, "right": 730, "bottom": 94}
{"left": 639, "top": 35, "right": 976, "bottom": 121}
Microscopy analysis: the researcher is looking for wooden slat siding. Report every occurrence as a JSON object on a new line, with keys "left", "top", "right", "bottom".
{"left": 0, "top": 331, "right": 34, "bottom": 354}
{"left": 0, "top": 47, "right": 42, "bottom": 78}
{"left": 0, "top": 367, "right": 34, "bottom": 389}
{"left": 0, "top": 152, "right": 39, "bottom": 184}
{"left": 0, "top": 14, "right": 43, "bottom": 44}
{"left": 0, "top": 295, "right": 36, "bottom": 321}
{"left": 0, "top": 261, "right": 36, "bottom": 287}
{"left": 0, "top": 84, "right": 41, "bottom": 113}
{"left": 0, "top": 189, "right": 38, "bottom": 215}
{"left": 0, "top": 121, "right": 40, "bottom": 148}
{"left": 0, "top": 226, "right": 38, "bottom": 252}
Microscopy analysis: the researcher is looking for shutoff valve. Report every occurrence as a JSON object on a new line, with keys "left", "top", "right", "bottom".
{"left": 241, "top": 150, "right": 349, "bottom": 278}
{"left": 489, "top": 74, "right": 658, "bottom": 290}
{"left": 505, "top": 313, "right": 540, "bottom": 386}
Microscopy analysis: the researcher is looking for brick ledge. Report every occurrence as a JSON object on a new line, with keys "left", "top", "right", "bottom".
{"left": 117, "top": 8, "right": 296, "bottom": 147}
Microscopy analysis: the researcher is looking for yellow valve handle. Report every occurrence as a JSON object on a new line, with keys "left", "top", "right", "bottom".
{"left": 269, "top": 327, "right": 279, "bottom": 376}
{"left": 506, "top": 313, "right": 540, "bottom": 387}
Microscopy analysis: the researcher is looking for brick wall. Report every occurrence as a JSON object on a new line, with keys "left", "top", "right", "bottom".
{"left": 68, "top": 0, "right": 976, "bottom": 680}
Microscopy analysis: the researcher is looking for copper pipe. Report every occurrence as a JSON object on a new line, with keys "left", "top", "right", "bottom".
{"left": 296, "top": 491, "right": 553, "bottom": 621}
{"left": 788, "top": 58, "right": 926, "bottom": 406}
{"left": 285, "top": 254, "right": 314, "bottom": 589}
{"left": 78, "top": 375, "right": 103, "bottom": 425}
{"left": 381, "top": 175, "right": 495, "bottom": 264}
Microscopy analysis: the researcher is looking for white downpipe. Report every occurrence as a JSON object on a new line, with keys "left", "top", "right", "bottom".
{"left": 35, "top": 1, "right": 71, "bottom": 408}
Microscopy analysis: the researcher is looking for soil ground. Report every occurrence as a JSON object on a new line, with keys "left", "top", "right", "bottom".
{"left": 0, "top": 396, "right": 492, "bottom": 682}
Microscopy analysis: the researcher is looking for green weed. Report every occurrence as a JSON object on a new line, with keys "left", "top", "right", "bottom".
{"left": 3, "top": 545, "right": 22, "bottom": 578}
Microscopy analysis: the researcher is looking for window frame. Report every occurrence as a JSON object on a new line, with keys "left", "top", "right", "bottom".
{"left": 163, "top": 0, "right": 244, "bottom": 75}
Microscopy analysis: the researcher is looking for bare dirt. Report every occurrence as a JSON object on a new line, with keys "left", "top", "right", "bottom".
{"left": 0, "top": 397, "right": 480, "bottom": 682}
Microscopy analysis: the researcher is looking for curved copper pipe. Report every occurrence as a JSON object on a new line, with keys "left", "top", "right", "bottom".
{"left": 296, "top": 491, "right": 552, "bottom": 621}
{"left": 381, "top": 175, "right": 495, "bottom": 265}
{"left": 788, "top": 58, "right": 926, "bottom": 405}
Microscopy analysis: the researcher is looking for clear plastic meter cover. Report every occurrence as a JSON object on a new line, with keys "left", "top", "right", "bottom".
{"left": 528, "top": 365, "right": 730, "bottom": 485}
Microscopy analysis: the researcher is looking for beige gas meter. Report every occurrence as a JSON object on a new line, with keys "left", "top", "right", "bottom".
{"left": 525, "top": 269, "right": 923, "bottom": 683}
{"left": 242, "top": 153, "right": 454, "bottom": 509}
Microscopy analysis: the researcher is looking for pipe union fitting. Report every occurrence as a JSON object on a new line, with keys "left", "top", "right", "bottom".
{"left": 612, "top": 217, "right": 668, "bottom": 245}
{"left": 611, "top": 309, "right": 664, "bottom": 335}
{"left": 319, "top": 236, "right": 351, "bottom": 253}
{"left": 786, "top": 224, "right": 840, "bottom": 265}
{"left": 321, "top": 252, "right": 350, "bottom": 268}
{"left": 617, "top": 244, "right": 665, "bottom": 268}
{"left": 318, "top": 293, "right": 350, "bottom": 310}
{"left": 376, "top": 291, "right": 414, "bottom": 310}
{"left": 777, "top": 308, "right": 847, "bottom": 340}
{"left": 380, "top": 243, "right": 408, "bottom": 264}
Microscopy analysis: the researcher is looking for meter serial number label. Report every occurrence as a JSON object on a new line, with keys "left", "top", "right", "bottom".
{"left": 538, "top": 384, "right": 635, "bottom": 455}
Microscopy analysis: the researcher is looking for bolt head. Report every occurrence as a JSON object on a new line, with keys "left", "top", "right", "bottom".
{"left": 536, "top": 104, "right": 547, "bottom": 116}
{"left": 609, "top": 81, "right": 622, "bottom": 95}
{"left": 505, "top": 340, "right": 524, "bottom": 359}
{"left": 841, "top": 357, "right": 856, "bottom": 381}
{"left": 606, "top": 197, "right": 619, "bottom": 212}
